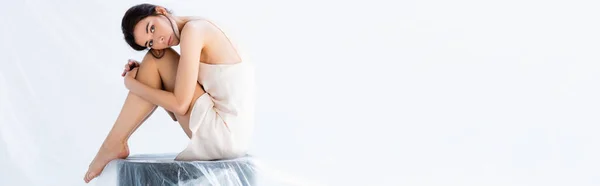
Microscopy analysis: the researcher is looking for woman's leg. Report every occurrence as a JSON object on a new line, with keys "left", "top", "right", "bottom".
{"left": 84, "top": 51, "right": 163, "bottom": 183}
{"left": 154, "top": 48, "right": 206, "bottom": 138}
{"left": 84, "top": 48, "right": 206, "bottom": 183}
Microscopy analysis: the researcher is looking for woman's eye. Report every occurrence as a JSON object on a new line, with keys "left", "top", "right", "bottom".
{"left": 151, "top": 25, "right": 155, "bottom": 33}
{"left": 149, "top": 40, "right": 153, "bottom": 47}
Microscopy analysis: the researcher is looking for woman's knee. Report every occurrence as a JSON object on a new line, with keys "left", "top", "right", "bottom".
{"left": 145, "top": 48, "right": 180, "bottom": 63}
{"left": 135, "top": 53, "right": 161, "bottom": 88}
{"left": 138, "top": 48, "right": 179, "bottom": 76}
{"left": 151, "top": 49, "right": 182, "bottom": 90}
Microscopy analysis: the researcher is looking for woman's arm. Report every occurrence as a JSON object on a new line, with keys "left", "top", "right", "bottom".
{"left": 125, "top": 21, "right": 207, "bottom": 116}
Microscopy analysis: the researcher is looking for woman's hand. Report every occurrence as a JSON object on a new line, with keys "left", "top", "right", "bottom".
{"left": 123, "top": 59, "right": 140, "bottom": 89}
{"left": 122, "top": 59, "right": 140, "bottom": 77}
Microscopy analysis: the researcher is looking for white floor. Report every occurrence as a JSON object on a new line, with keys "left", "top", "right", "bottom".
{"left": 1, "top": 0, "right": 599, "bottom": 185}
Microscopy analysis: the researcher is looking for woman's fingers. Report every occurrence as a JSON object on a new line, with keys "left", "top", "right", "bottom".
{"left": 122, "top": 68, "right": 130, "bottom": 77}
{"left": 129, "top": 59, "right": 139, "bottom": 65}
{"left": 124, "top": 60, "right": 138, "bottom": 70}
{"left": 122, "top": 59, "right": 140, "bottom": 77}
{"left": 125, "top": 67, "right": 139, "bottom": 79}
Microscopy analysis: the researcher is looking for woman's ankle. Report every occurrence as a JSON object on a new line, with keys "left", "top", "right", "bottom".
{"left": 101, "top": 138, "right": 127, "bottom": 149}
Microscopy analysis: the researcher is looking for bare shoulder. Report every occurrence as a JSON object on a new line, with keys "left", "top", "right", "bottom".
{"left": 179, "top": 20, "right": 216, "bottom": 49}
{"left": 181, "top": 19, "right": 214, "bottom": 36}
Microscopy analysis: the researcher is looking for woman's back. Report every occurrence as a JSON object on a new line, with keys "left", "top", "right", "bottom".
{"left": 182, "top": 17, "right": 242, "bottom": 65}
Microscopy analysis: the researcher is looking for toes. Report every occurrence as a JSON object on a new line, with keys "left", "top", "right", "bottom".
{"left": 84, "top": 171, "right": 95, "bottom": 183}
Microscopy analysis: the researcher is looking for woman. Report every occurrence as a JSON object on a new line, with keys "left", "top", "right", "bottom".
{"left": 84, "top": 3, "right": 256, "bottom": 183}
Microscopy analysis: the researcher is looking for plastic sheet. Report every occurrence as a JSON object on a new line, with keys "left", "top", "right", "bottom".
{"left": 95, "top": 153, "right": 302, "bottom": 186}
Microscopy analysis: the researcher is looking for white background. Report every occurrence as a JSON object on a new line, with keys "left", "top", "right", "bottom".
{"left": 1, "top": 0, "right": 599, "bottom": 185}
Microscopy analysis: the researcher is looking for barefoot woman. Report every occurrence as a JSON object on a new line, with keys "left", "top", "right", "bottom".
{"left": 84, "top": 3, "right": 256, "bottom": 183}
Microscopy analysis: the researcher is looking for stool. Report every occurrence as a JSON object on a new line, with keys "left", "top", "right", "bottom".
{"left": 95, "top": 153, "right": 257, "bottom": 186}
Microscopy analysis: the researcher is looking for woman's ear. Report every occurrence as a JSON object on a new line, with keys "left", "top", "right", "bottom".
{"left": 155, "top": 6, "right": 168, "bottom": 15}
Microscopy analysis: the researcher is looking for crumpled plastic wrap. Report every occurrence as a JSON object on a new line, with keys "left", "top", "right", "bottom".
{"left": 94, "top": 153, "right": 298, "bottom": 186}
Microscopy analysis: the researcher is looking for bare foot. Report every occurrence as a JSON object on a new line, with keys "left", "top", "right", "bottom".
{"left": 83, "top": 142, "right": 129, "bottom": 183}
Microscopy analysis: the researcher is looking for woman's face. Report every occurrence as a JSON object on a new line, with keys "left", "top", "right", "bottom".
{"left": 133, "top": 14, "right": 179, "bottom": 50}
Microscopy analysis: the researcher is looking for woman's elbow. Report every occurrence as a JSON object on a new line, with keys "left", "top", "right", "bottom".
{"left": 174, "top": 107, "right": 186, "bottom": 116}
{"left": 175, "top": 103, "right": 190, "bottom": 116}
